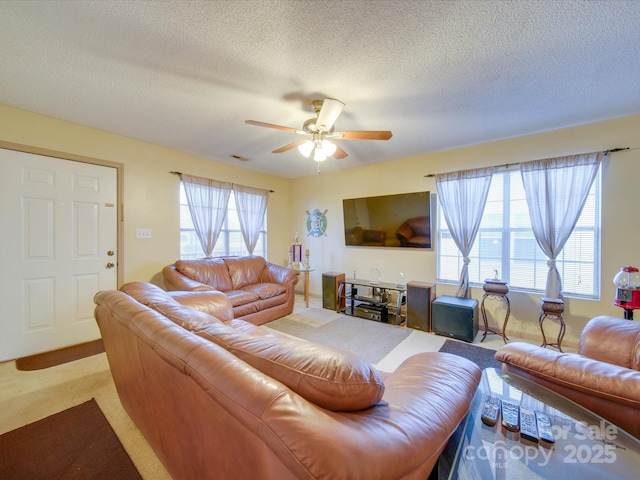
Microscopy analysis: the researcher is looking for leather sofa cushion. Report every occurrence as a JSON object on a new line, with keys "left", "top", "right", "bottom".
{"left": 241, "top": 283, "right": 286, "bottom": 299}
{"left": 121, "top": 282, "right": 224, "bottom": 330}
{"left": 195, "top": 321, "right": 385, "bottom": 411}
{"left": 175, "top": 258, "right": 234, "bottom": 292}
{"left": 225, "top": 290, "right": 260, "bottom": 307}
{"left": 224, "top": 256, "right": 266, "bottom": 289}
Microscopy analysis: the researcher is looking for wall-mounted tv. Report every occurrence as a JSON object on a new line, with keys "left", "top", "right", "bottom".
{"left": 342, "top": 191, "right": 432, "bottom": 249}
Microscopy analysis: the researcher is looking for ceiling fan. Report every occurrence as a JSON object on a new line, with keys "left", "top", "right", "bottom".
{"left": 245, "top": 98, "right": 392, "bottom": 162}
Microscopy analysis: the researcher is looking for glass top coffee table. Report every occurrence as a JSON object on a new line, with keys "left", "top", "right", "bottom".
{"left": 442, "top": 368, "right": 640, "bottom": 479}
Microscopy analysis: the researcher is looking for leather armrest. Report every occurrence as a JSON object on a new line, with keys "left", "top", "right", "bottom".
{"left": 162, "top": 264, "right": 217, "bottom": 292}
{"left": 255, "top": 351, "right": 481, "bottom": 479}
{"left": 579, "top": 315, "right": 640, "bottom": 369}
{"left": 496, "top": 342, "right": 640, "bottom": 409}
{"left": 168, "top": 290, "right": 234, "bottom": 322}
{"left": 263, "top": 262, "right": 299, "bottom": 287}
{"left": 382, "top": 352, "right": 481, "bottom": 432}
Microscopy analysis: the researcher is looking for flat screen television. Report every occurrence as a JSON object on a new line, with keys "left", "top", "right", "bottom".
{"left": 342, "top": 191, "right": 432, "bottom": 249}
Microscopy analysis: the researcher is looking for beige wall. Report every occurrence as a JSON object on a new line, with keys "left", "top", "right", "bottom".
{"left": 293, "top": 114, "right": 640, "bottom": 347}
{"left": 1, "top": 103, "right": 638, "bottom": 347}
{"left": 0, "top": 104, "right": 294, "bottom": 284}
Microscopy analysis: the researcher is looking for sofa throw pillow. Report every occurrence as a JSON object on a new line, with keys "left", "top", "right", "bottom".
{"left": 195, "top": 322, "right": 385, "bottom": 411}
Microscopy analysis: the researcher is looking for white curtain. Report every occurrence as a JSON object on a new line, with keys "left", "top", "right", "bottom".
{"left": 520, "top": 152, "right": 602, "bottom": 299}
{"left": 436, "top": 167, "right": 494, "bottom": 298}
{"left": 233, "top": 184, "right": 268, "bottom": 254}
{"left": 181, "top": 174, "right": 232, "bottom": 257}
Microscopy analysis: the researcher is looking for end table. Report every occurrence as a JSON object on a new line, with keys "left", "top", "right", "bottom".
{"left": 480, "top": 279, "right": 510, "bottom": 343}
{"left": 539, "top": 297, "right": 565, "bottom": 352}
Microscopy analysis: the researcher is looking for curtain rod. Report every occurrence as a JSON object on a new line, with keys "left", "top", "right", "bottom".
{"left": 169, "top": 171, "right": 275, "bottom": 193}
{"left": 423, "top": 147, "right": 630, "bottom": 178}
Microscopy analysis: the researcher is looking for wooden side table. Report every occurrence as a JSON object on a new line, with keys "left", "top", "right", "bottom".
{"left": 297, "top": 267, "right": 315, "bottom": 308}
{"left": 539, "top": 297, "right": 565, "bottom": 352}
{"left": 480, "top": 280, "right": 510, "bottom": 343}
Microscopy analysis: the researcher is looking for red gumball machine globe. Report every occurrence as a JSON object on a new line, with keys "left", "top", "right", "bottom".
{"left": 613, "top": 266, "right": 640, "bottom": 319}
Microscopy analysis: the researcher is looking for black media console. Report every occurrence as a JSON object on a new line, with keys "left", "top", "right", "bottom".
{"left": 337, "top": 278, "right": 406, "bottom": 325}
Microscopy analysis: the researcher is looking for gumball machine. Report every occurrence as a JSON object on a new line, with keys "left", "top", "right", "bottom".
{"left": 613, "top": 266, "right": 640, "bottom": 319}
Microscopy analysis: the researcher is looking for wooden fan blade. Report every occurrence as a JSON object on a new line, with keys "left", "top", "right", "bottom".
{"left": 333, "top": 145, "right": 348, "bottom": 159}
{"left": 245, "top": 120, "right": 300, "bottom": 133}
{"left": 272, "top": 140, "right": 306, "bottom": 154}
{"left": 333, "top": 130, "right": 393, "bottom": 140}
{"left": 316, "top": 99, "right": 345, "bottom": 132}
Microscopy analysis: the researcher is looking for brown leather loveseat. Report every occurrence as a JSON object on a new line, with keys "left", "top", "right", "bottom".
{"left": 162, "top": 255, "right": 298, "bottom": 325}
{"left": 94, "top": 281, "right": 481, "bottom": 479}
{"left": 496, "top": 315, "right": 640, "bottom": 438}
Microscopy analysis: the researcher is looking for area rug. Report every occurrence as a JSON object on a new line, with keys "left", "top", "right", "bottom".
{"left": 438, "top": 339, "right": 503, "bottom": 371}
{"left": 267, "top": 310, "right": 412, "bottom": 364}
{"left": 0, "top": 398, "right": 142, "bottom": 480}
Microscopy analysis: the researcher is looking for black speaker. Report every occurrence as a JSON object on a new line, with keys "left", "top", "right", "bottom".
{"left": 432, "top": 295, "right": 478, "bottom": 343}
{"left": 406, "top": 281, "right": 436, "bottom": 332}
{"left": 322, "top": 272, "right": 345, "bottom": 311}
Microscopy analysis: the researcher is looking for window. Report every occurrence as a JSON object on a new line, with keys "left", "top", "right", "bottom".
{"left": 179, "top": 184, "right": 267, "bottom": 259}
{"left": 437, "top": 167, "right": 601, "bottom": 299}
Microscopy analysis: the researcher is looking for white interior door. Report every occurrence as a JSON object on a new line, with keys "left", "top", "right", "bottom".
{"left": 0, "top": 149, "right": 117, "bottom": 361}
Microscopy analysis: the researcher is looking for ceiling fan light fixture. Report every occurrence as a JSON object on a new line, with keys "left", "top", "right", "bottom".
{"left": 245, "top": 97, "right": 391, "bottom": 163}
{"left": 298, "top": 140, "right": 314, "bottom": 158}
{"left": 313, "top": 150, "right": 327, "bottom": 162}
{"left": 321, "top": 140, "right": 337, "bottom": 156}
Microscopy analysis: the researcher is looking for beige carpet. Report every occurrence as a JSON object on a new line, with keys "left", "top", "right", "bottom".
{"left": 0, "top": 294, "right": 518, "bottom": 479}
{"left": 266, "top": 309, "right": 413, "bottom": 363}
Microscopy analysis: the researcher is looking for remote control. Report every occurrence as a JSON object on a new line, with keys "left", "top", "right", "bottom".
{"left": 519, "top": 407, "right": 538, "bottom": 442}
{"left": 536, "top": 412, "right": 555, "bottom": 444}
{"left": 481, "top": 396, "right": 501, "bottom": 427}
{"left": 501, "top": 401, "right": 520, "bottom": 432}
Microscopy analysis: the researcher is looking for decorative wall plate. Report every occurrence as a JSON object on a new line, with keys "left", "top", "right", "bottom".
{"left": 306, "top": 209, "right": 328, "bottom": 237}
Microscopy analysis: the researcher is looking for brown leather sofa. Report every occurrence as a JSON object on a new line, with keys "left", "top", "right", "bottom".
{"left": 94, "top": 282, "right": 481, "bottom": 480}
{"left": 162, "top": 255, "right": 298, "bottom": 325}
{"left": 496, "top": 315, "right": 640, "bottom": 438}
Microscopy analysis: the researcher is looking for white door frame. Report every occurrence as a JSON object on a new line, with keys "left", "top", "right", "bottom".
{"left": 0, "top": 140, "right": 124, "bottom": 288}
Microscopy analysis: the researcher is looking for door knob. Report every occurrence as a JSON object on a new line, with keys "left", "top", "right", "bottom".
{"left": 106, "top": 262, "right": 115, "bottom": 269}
{"left": 107, "top": 250, "right": 115, "bottom": 256}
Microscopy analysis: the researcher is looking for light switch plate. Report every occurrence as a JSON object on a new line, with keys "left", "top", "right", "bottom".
{"left": 136, "top": 228, "right": 152, "bottom": 239}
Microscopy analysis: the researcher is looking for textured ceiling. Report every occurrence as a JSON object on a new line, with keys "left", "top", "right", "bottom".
{"left": 1, "top": 0, "right": 639, "bottom": 178}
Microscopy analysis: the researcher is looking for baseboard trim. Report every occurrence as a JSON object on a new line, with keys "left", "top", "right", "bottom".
{"left": 15, "top": 339, "right": 105, "bottom": 371}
